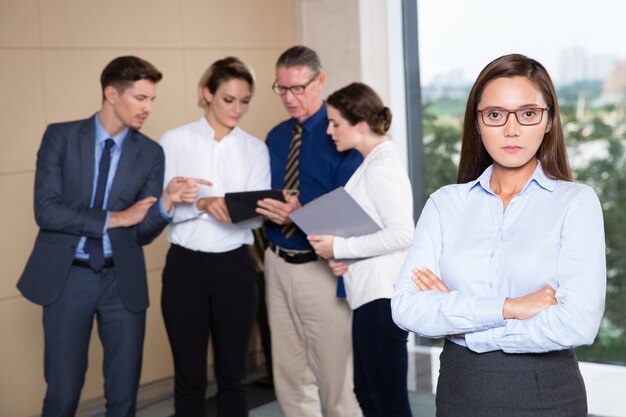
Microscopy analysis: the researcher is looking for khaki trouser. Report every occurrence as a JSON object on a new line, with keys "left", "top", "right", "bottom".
{"left": 264, "top": 248, "right": 362, "bottom": 417}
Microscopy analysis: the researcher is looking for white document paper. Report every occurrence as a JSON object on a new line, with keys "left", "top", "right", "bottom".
{"left": 289, "top": 187, "right": 381, "bottom": 237}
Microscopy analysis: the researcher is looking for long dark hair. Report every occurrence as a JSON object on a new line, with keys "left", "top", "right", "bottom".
{"left": 457, "top": 54, "right": 571, "bottom": 183}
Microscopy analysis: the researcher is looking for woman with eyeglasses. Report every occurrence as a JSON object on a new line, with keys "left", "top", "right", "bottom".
{"left": 307, "top": 82, "right": 414, "bottom": 417}
{"left": 392, "top": 54, "right": 606, "bottom": 417}
{"left": 159, "top": 57, "right": 270, "bottom": 417}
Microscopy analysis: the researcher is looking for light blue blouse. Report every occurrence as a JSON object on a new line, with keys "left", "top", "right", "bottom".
{"left": 391, "top": 161, "right": 606, "bottom": 353}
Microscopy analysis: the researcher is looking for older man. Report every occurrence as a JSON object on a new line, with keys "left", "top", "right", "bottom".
{"left": 257, "top": 45, "right": 363, "bottom": 417}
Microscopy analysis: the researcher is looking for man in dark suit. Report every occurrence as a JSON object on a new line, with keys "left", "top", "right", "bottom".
{"left": 18, "top": 56, "right": 203, "bottom": 417}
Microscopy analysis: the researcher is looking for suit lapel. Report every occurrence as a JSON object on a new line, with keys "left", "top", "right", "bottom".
{"left": 108, "top": 130, "right": 138, "bottom": 208}
{"left": 79, "top": 118, "right": 96, "bottom": 206}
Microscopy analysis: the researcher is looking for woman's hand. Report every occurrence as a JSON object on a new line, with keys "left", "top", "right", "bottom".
{"left": 503, "top": 285, "right": 557, "bottom": 320}
{"left": 196, "top": 197, "right": 231, "bottom": 224}
{"left": 328, "top": 259, "right": 349, "bottom": 277}
{"left": 307, "top": 234, "right": 335, "bottom": 259}
{"left": 412, "top": 267, "right": 450, "bottom": 292}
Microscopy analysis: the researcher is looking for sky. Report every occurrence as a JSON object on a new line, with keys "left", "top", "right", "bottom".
{"left": 418, "top": 0, "right": 626, "bottom": 85}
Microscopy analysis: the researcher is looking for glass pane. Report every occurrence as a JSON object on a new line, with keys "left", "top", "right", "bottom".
{"left": 415, "top": 1, "right": 626, "bottom": 413}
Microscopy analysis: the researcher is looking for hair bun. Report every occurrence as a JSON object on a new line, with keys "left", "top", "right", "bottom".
{"left": 378, "top": 107, "right": 392, "bottom": 135}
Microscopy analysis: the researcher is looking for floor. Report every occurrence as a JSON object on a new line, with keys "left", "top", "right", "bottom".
{"left": 135, "top": 373, "right": 437, "bottom": 417}
{"left": 132, "top": 346, "right": 621, "bottom": 417}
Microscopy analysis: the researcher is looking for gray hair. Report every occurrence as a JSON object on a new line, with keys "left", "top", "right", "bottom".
{"left": 276, "top": 45, "right": 322, "bottom": 73}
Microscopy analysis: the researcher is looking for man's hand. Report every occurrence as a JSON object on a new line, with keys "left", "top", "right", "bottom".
{"left": 308, "top": 234, "right": 335, "bottom": 259}
{"left": 162, "top": 177, "right": 213, "bottom": 212}
{"left": 256, "top": 191, "right": 301, "bottom": 225}
{"left": 197, "top": 197, "right": 231, "bottom": 224}
{"left": 328, "top": 259, "right": 349, "bottom": 277}
{"left": 108, "top": 196, "right": 158, "bottom": 229}
{"left": 412, "top": 267, "right": 450, "bottom": 293}
{"left": 503, "top": 285, "right": 557, "bottom": 320}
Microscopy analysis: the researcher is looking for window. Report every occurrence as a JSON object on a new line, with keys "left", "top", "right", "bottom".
{"left": 410, "top": 1, "right": 626, "bottom": 413}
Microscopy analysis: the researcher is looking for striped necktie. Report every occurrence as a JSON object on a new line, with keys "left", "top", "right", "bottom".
{"left": 281, "top": 123, "right": 303, "bottom": 238}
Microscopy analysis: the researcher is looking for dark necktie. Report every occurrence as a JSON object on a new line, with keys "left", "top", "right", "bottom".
{"left": 281, "top": 124, "right": 303, "bottom": 239}
{"left": 85, "top": 138, "right": 114, "bottom": 271}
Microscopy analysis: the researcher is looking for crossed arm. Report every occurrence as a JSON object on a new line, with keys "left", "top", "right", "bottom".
{"left": 391, "top": 192, "right": 606, "bottom": 354}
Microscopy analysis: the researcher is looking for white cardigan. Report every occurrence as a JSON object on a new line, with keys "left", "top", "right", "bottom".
{"left": 333, "top": 140, "right": 414, "bottom": 309}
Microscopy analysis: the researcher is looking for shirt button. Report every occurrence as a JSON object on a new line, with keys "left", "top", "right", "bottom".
{"left": 490, "top": 252, "right": 495, "bottom": 257}
{"left": 489, "top": 282, "right": 493, "bottom": 288}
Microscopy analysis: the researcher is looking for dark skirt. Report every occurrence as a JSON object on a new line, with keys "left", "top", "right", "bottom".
{"left": 436, "top": 339, "right": 587, "bottom": 417}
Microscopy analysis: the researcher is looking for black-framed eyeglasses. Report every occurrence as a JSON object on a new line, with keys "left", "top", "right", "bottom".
{"left": 477, "top": 107, "right": 550, "bottom": 127}
{"left": 272, "top": 73, "right": 320, "bottom": 96}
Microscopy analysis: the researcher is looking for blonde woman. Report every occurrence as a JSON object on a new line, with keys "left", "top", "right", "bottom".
{"left": 160, "top": 57, "right": 270, "bottom": 417}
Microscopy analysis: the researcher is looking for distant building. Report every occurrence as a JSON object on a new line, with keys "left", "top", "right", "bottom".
{"left": 589, "top": 54, "right": 616, "bottom": 81}
{"left": 560, "top": 47, "right": 588, "bottom": 85}
{"left": 431, "top": 68, "right": 465, "bottom": 87}
{"left": 601, "top": 61, "right": 626, "bottom": 103}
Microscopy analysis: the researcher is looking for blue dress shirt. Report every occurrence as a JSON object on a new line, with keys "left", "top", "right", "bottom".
{"left": 265, "top": 103, "right": 363, "bottom": 250}
{"left": 391, "top": 162, "right": 606, "bottom": 354}
{"left": 75, "top": 115, "right": 127, "bottom": 259}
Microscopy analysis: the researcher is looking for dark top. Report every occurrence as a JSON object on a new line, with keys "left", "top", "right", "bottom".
{"left": 18, "top": 115, "right": 168, "bottom": 312}
{"left": 265, "top": 103, "right": 363, "bottom": 250}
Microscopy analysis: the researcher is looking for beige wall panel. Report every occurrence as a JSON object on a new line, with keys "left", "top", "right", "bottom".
{"left": 182, "top": 49, "right": 292, "bottom": 141}
{"left": 236, "top": 50, "right": 295, "bottom": 139}
{"left": 300, "top": 0, "right": 361, "bottom": 95}
{"left": 0, "top": 50, "right": 46, "bottom": 174}
{"left": 0, "top": 0, "right": 40, "bottom": 47}
{"left": 3, "top": 272, "right": 176, "bottom": 414}
{"left": 137, "top": 50, "right": 188, "bottom": 141}
{"left": 41, "top": 50, "right": 115, "bottom": 123}
{"left": 180, "top": 0, "right": 294, "bottom": 49}
{"left": 179, "top": 50, "right": 224, "bottom": 122}
{"left": 0, "top": 297, "right": 45, "bottom": 417}
{"left": 144, "top": 231, "right": 170, "bottom": 272}
{"left": 41, "top": 50, "right": 187, "bottom": 136}
{"left": 0, "top": 173, "right": 37, "bottom": 299}
{"left": 359, "top": 0, "right": 390, "bottom": 102}
{"left": 142, "top": 269, "right": 174, "bottom": 382}
{"left": 39, "top": 0, "right": 183, "bottom": 48}
{"left": 0, "top": 273, "right": 173, "bottom": 416}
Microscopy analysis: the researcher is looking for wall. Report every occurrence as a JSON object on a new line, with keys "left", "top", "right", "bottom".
{"left": 0, "top": 1, "right": 294, "bottom": 416}
{"left": 293, "top": 0, "right": 409, "bottom": 166}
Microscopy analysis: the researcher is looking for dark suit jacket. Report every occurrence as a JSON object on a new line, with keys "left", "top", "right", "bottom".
{"left": 18, "top": 115, "right": 169, "bottom": 313}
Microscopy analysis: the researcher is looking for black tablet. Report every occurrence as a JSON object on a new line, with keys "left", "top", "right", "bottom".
{"left": 225, "top": 190, "right": 285, "bottom": 223}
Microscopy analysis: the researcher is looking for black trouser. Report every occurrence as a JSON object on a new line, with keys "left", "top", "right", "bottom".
{"left": 162, "top": 244, "right": 258, "bottom": 417}
{"left": 353, "top": 298, "right": 413, "bottom": 417}
{"left": 436, "top": 339, "right": 587, "bottom": 417}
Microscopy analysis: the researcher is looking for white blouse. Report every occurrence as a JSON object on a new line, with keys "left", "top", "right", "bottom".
{"left": 391, "top": 162, "right": 606, "bottom": 353}
{"left": 160, "top": 117, "right": 270, "bottom": 253}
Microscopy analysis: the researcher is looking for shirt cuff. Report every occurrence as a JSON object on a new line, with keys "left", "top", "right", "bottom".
{"left": 103, "top": 212, "right": 110, "bottom": 234}
{"left": 473, "top": 295, "right": 507, "bottom": 327}
{"left": 333, "top": 237, "right": 347, "bottom": 259}
{"left": 465, "top": 328, "right": 499, "bottom": 353}
{"left": 465, "top": 296, "right": 507, "bottom": 353}
{"left": 158, "top": 198, "right": 173, "bottom": 221}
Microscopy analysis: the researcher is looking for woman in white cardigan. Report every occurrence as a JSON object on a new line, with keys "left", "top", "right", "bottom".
{"left": 308, "top": 82, "right": 414, "bottom": 417}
